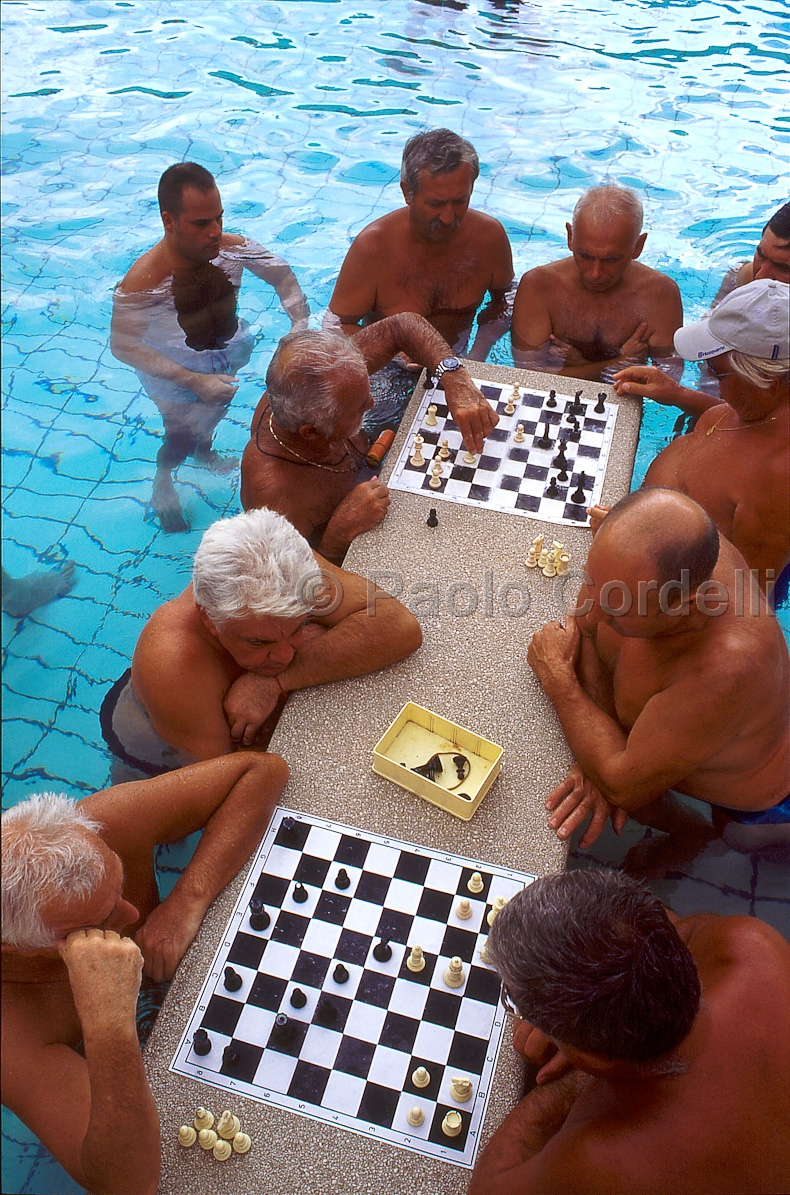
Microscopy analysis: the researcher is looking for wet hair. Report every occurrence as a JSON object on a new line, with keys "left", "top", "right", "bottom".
{"left": 192, "top": 507, "right": 318, "bottom": 624}
{"left": 487, "top": 869, "right": 701, "bottom": 1065}
{"left": 729, "top": 349, "right": 790, "bottom": 389}
{"left": 764, "top": 199, "right": 790, "bottom": 246}
{"left": 400, "top": 129, "right": 480, "bottom": 198}
{"left": 603, "top": 487, "right": 720, "bottom": 593}
{"left": 266, "top": 329, "right": 368, "bottom": 436}
{"left": 158, "top": 162, "right": 217, "bottom": 216}
{"left": 572, "top": 185, "right": 644, "bottom": 238}
{"left": 1, "top": 794, "right": 105, "bottom": 949}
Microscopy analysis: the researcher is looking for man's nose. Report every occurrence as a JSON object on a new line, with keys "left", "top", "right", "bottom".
{"left": 753, "top": 259, "right": 773, "bottom": 280}
{"left": 267, "top": 641, "right": 296, "bottom": 666}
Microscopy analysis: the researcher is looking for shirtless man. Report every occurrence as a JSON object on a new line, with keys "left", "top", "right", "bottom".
{"left": 511, "top": 185, "right": 682, "bottom": 383}
{"left": 101, "top": 506, "right": 421, "bottom": 779}
{"left": 2, "top": 751, "right": 289, "bottom": 1195}
{"left": 111, "top": 162, "right": 309, "bottom": 532}
{"left": 599, "top": 280, "right": 790, "bottom": 594}
{"left": 471, "top": 868, "right": 790, "bottom": 1195}
{"left": 528, "top": 488, "right": 790, "bottom": 871}
{"left": 241, "top": 315, "right": 494, "bottom": 557}
{"left": 326, "top": 128, "right": 513, "bottom": 442}
{"left": 712, "top": 198, "right": 790, "bottom": 303}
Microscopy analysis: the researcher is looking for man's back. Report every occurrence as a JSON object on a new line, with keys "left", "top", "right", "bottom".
{"left": 533, "top": 916, "right": 790, "bottom": 1195}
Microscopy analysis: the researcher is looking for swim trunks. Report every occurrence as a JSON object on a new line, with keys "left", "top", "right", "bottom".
{"left": 714, "top": 793, "right": 790, "bottom": 825}
{"left": 100, "top": 669, "right": 198, "bottom": 777}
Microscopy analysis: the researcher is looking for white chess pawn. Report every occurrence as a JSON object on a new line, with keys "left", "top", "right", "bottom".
{"left": 467, "top": 871, "right": 484, "bottom": 894}
{"left": 444, "top": 956, "right": 465, "bottom": 988}
{"left": 429, "top": 461, "right": 443, "bottom": 489}
{"left": 406, "top": 1106, "right": 425, "bottom": 1127}
{"left": 178, "top": 1126, "right": 197, "bottom": 1148}
{"left": 537, "top": 548, "right": 549, "bottom": 569}
{"left": 412, "top": 1066, "right": 431, "bottom": 1088}
{"left": 426, "top": 404, "right": 438, "bottom": 426}
{"left": 212, "top": 1140, "right": 232, "bottom": 1161}
{"left": 232, "top": 1132, "right": 252, "bottom": 1154}
{"left": 514, "top": 423, "right": 525, "bottom": 444}
{"left": 463, "top": 450, "right": 476, "bottom": 465}
{"left": 407, "top": 945, "right": 426, "bottom": 973}
{"left": 438, "top": 438, "right": 450, "bottom": 460}
{"left": 542, "top": 559, "right": 558, "bottom": 578}
{"left": 525, "top": 550, "right": 538, "bottom": 569}
{"left": 456, "top": 898, "right": 473, "bottom": 920}
{"left": 504, "top": 394, "right": 516, "bottom": 415}
{"left": 198, "top": 1128, "right": 218, "bottom": 1151}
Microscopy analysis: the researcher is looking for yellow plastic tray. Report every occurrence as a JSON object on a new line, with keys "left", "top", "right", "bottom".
{"left": 372, "top": 702, "right": 502, "bottom": 821}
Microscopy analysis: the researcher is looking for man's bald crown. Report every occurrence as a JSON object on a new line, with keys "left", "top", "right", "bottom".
{"left": 597, "top": 488, "right": 720, "bottom": 591}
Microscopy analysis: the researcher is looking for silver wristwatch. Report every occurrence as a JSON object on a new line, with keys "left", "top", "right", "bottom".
{"left": 431, "top": 355, "right": 463, "bottom": 385}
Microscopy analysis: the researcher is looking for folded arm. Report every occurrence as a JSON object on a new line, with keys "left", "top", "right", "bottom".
{"left": 235, "top": 238, "right": 310, "bottom": 329}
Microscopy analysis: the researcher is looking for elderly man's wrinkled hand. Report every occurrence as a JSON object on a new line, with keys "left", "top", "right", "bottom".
{"left": 223, "top": 673, "right": 282, "bottom": 747}
{"left": 546, "top": 763, "right": 627, "bottom": 849}
{"left": 513, "top": 1018, "right": 573, "bottom": 1085}
{"left": 613, "top": 365, "right": 685, "bottom": 405}
{"left": 135, "top": 900, "right": 205, "bottom": 983}
{"left": 527, "top": 615, "right": 581, "bottom": 686}
{"left": 58, "top": 930, "right": 143, "bottom": 1032}
{"left": 619, "top": 321, "right": 650, "bottom": 362}
{"left": 332, "top": 478, "right": 391, "bottom": 539}
{"left": 443, "top": 376, "right": 499, "bottom": 454}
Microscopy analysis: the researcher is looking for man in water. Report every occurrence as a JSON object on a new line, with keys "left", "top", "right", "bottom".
{"left": 325, "top": 128, "right": 513, "bottom": 449}
{"left": 712, "top": 198, "right": 790, "bottom": 303}
{"left": 528, "top": 488, "right": 790, "bottom": 872}
{"left": 599, "top": 279, "right": 790, "bottom": 596}
{"left": 511, "top": 185, "right": 682, "bottom": 383}
{"left": 2, "top": 752, "right": 289, "bottom": 1195}
{"left": 110, "top": 162, "right": 309, "bottom": 532}
{"left": 471, "top": 869, "right": 790, "bottom": 1195}
{"left": 101, "top": 506, "right": 421, "bottom": 779}
{"left": 241, "top": 315, "right": 493, "bottom": 559}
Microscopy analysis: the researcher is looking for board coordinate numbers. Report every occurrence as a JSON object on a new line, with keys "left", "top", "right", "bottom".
{"left": 172, "top": 808, "right": 536, "bottom": 1169}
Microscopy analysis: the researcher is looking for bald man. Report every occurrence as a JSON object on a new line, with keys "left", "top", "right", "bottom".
{"left": 528, "top": 488, "right": 790, "bottom": 873}
{"left": 512, "top": 186, "right": 682, "bottom": 383}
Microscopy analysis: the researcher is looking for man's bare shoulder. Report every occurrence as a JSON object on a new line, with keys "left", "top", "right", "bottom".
{"left": 346, "top": 208, "right": 407, "bottom": 253}
{"left": 220, "top": 232, "right": 247, "bottom": 247}
{"left": 518, "top": 258, "right": 574, "bottom": 291}
{"left": 463, "top": 208, "right": 511, "bottom": 246}
{"left": 117, "top": 244, "right": 170, "bottom": 294}
{"left": 630, "top": 261, "right": 681, "bottom": 298}
{"left": 525, "top": 1120, "right": 638, "bottom": 1195}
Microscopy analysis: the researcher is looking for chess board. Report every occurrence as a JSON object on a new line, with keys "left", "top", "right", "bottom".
{"left": 172, "top": 808, "right": 536, "bottom": 1169}
{"left": 388, "top": 378, "right": 618, "bottom": 526}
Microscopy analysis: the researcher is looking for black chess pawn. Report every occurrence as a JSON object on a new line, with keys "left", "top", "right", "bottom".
{"left": 335, "top": 868, "right": 351, "bottom": 890}
{"left": 426, "top": 507, "right": 439, "bottom": 528}
{"left": 535, "top": 420, "right": 552, "bottom": 450}
{"left": 280, "top": 816, "right": 299, "bottom": 844}
{"left": 222, "top": 1044, "right": 239, "bottom": 1067}
{"left": 545, "top": 476, "right": 561, "bottom": 500}
{"left": 192, "top": 1028, "right": 211, "bottom": 1056}
{"left": 248, "top": 897, "right": 270, "bottom": 932}
{"left": 570, "top": 472, "right": 589, "bottom": 505}
{"left": 223, "top": 966, "right": 242, "bottom": 992}
{"left": 290, "top": 987, "right": 307, "bottom": 1009}
{"left": 293, "top": 882, "right": 308, "bottom": 903}
{"left": 557, "top": 467, "right": 569, "bottom": 483}
{"left": 373, "top": 938, "right": 392, "bottom": 962}
{"left": 595, "top": 392, "right": 607, "bottom": 414}
{"left": 316, "top": 994, "right": 338, "bottom": 1026}
{"left": 333, "top": 962, "right": 349, "bottom": 984}
{"left": 546, "top": 388, "right": 557, "bottom": 408}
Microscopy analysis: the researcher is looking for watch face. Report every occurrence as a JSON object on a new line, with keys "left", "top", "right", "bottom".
{"left": 441, "top": 356, "right": 461, "bottom": 370}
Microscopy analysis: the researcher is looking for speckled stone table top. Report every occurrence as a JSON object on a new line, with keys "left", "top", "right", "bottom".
{"left": 144, "top": 364, "right": 641, "bottom": 1194}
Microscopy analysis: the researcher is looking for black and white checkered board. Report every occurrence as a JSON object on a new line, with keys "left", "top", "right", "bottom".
{"left": 388, "top": 379, "right": 618, "bottom": 526}
{"left": 172, "top": 808, "right": 536, "bottom": 1168}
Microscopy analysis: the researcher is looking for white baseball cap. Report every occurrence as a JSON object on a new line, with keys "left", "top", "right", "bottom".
{"left": 674, "top": 278, "right": 790, "bottom": 362}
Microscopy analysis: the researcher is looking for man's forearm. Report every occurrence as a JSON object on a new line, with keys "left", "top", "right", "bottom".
{"left": 111, "top": 334, "right": 199, "bottom": 389}
{"left": 470, "top": 1072, "right": 589, "bottom": 1195}
{"left": 278, "top": 600, "right": 421, "bottom": 693}
{"left": 80, "top": 1024, "right": 160, "bottom": 1195}
{"left": 356, "top": 311, "right": 455, "bottom": 375}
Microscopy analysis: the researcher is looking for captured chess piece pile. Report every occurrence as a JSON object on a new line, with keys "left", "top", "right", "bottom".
{"left": 525, "top": 534, "right": 571, "bottom": 577}
{"left": 178, "top": 1106, "right": 252, "bottom": 1161}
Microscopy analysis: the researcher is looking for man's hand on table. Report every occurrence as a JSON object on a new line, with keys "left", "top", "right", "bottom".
{"left": 527, "top": 614, "right": 581, "bottom": 690}
{"left": 546, "top": 763, "right": 627, "bottom": 848}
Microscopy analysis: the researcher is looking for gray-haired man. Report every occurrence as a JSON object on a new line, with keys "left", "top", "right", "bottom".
{"left": 471, "top": 869, "right": 790, "bottom": 1195}
{"left": 1, "top": 752, "right": 289, "bottom": 1194}
{"left": 241, "top": 313, "right": 494, "bottom": 559}
{"left": 101, "top": 506, "right": 421, "bottom": 777}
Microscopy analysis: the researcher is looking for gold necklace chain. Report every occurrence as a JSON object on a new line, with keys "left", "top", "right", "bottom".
{"left": 706, "top": 412, "right": 778, "bottom": 436}
{"left": 268, "top": 412, "right": 357, "bottom": 473}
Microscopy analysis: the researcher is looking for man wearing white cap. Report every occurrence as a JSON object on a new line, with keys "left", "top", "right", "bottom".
{"left": 600, "top": 280, "right": 789, "bottom": 595}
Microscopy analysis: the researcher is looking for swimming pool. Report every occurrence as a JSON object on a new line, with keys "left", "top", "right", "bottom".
{"left": 2, "top": 1, "right": 789, "bottom": 1190}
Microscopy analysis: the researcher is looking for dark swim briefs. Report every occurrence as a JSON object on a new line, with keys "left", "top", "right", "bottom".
{"left": 715, "top": 794, "right": 790, "bottom": 825}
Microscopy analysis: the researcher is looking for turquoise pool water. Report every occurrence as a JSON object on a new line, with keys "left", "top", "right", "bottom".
{"left": 2, "top": 1, "right": 789, "bottom": 1190}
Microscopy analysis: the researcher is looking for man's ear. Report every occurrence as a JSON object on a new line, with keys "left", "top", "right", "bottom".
{"left": 161, "top": 209, "right": 176, "bottom": 235}
{"left": 400, "top": 181, "right": 413, "bottom": 206}
{"left": 196, "top": 605, "right": 220, "bottom": 638}
{"left": 632, "top": 231, "right": 647, "bottom": 260}
{"left": 566, "top": 221, "right": 574, "bottom": 251}
{"left": 298, "top": 423, "right": 322, "bottom": 443}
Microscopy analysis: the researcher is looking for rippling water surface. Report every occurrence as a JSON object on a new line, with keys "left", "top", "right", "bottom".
{"left": 2, "top": 2, "right": 788, "bottom": 1189}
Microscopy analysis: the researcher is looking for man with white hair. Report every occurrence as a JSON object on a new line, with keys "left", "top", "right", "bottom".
{"left": 241, "top": 315, "right": 494, "bottom": 560}
{"left": 511, "top": 185, "right": 682, "bottom": 382}
{"left": 101, "top": 506, "right": 421, "bottom": 777}
{"left": 1, "top": 751, "right": 289, "bottom": 1194}
{"left": 607, "top": 279, "right": 789, "bottom": 595}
